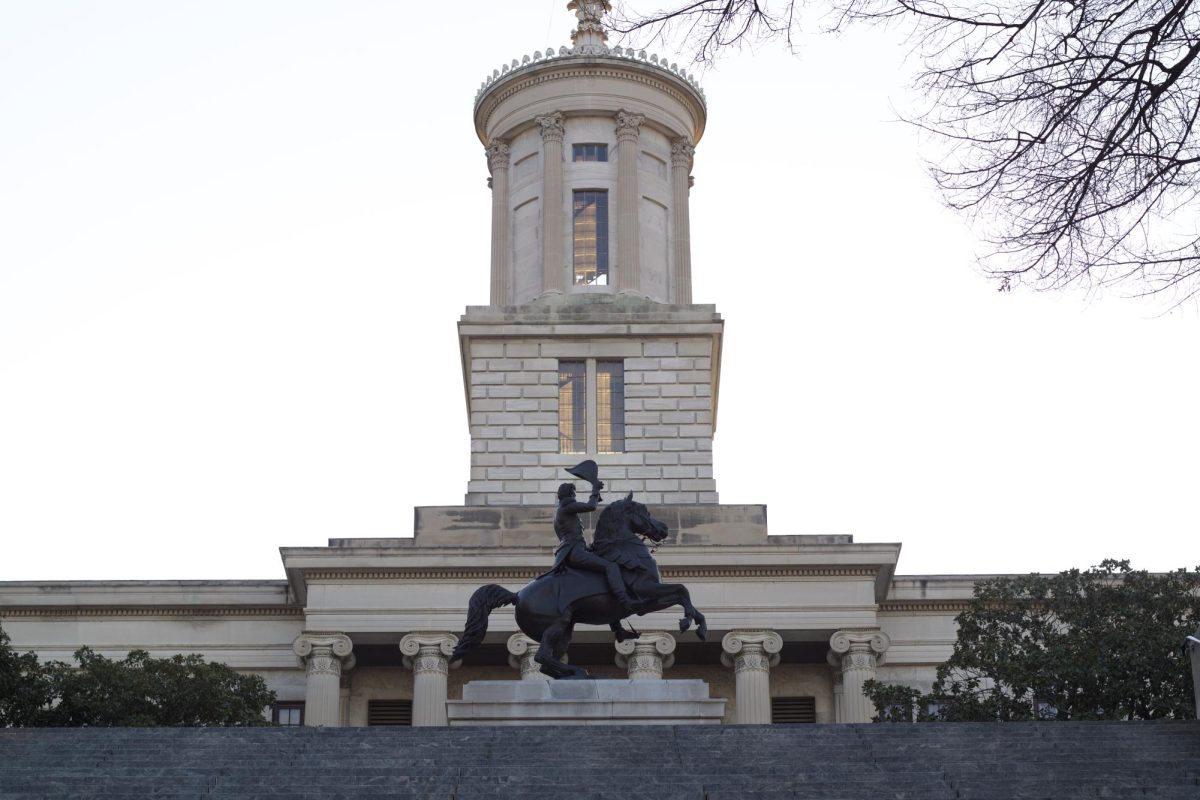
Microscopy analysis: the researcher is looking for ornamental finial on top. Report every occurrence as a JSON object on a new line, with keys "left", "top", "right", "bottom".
{"left": 568, "top": 0, "right": 611, "bottom": 48}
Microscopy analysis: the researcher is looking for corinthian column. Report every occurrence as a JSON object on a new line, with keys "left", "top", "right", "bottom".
{"left": 614, "top": 110, "right": 644, "bottom": 293}
{"left": 486, "top": 139, "right": 511, "bottom": 306}
{"left": 829, "top": 630, "right": 890, "bottom": 724}
{"left": 507, "top": 633, "right": 549, "bottom": 681}
{"left": 292, "top": 633, "right": 355, "bottom": 727}
{"left": 721, "top": 630, "right": 782, "bottom": 724}
{"left": 614, "top": 631, "right": 676, "bottom": 680}
{"left": 400, "top": 632, "right": 459, "bottom": 727}
{"left": 670, "top": 138, "right": 695, "bottom": 304}
{"left": 536, "top": 112, "right": 566, "bottom": 296}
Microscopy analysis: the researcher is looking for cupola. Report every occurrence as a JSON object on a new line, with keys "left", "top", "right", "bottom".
{"left": 473, "top": 0, "right": 707, "bottom": 306}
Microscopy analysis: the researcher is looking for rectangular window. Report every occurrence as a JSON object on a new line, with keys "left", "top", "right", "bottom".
{"left": 572, "top": 190, "right": 608, "bottom": 286}
{"left": 558, "top": 360, "right": 587, "bottom": 454}
{"left": 771, "top": 696, "right": 817, "bottom": 724}
{"left": 272, "top": 703, "right": 304, "bottom": 726}
{"left": 596, "top": 360, "right": 625, "bottom": 454}
{"left": 558, "top": 359, "right": 625, "bottom": 454}
{"left": 367, "top": 699, "right": 413, "bottom": 726}
{"left": 572, "top": 143, "right": 608, "bottom": 162}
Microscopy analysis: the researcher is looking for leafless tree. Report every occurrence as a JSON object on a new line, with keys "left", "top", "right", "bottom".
{"left": 613, "top": 1, "right": 1200, "bottom": 302}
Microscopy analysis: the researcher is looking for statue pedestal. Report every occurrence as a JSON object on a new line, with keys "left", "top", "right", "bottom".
{"left": 446, "top": 679, "right": 726, "bottom": 726}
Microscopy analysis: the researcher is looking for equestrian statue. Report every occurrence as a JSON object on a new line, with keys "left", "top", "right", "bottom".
{"left": 450, "top": 460, "right": 708, "bottom": 679}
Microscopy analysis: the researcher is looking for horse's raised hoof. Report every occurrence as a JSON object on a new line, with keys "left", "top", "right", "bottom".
{"left": 678, "top": 617, "right": 691, "bottom": 633}
{"left": 696, "top": 622, "right": 708, "bottom": 641}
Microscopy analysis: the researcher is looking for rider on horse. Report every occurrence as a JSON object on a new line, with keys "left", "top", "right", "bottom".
{"left": 553, "top": 481, "right": 643, "bottom": 613}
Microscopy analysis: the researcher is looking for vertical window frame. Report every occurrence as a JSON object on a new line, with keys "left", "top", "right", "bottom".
{"left": 558, "top": 360, "right": 587, "bottom": 455}
{"left": 596, "top": 360, "right": 625, "bottom": 454}
{"left": 572, "top": 189, "right": 609, "bottom": 286}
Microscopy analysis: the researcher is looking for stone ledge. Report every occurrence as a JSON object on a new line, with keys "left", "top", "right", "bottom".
{"left": 447, "top": 679, "right": 725, "bottom": 726}
{"left": 337, "top": 504, "right": 852, "bottom": 548}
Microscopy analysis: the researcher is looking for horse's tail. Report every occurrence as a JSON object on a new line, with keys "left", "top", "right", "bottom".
{"left": 450, "top": 584, "right": 518, "bottom": 663}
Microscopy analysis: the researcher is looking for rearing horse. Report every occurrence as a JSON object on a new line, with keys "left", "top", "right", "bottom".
{"left": 450, "top": 494, "right": 708, "bottom": 679}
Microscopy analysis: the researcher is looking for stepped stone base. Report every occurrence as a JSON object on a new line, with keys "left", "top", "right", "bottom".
{"left": 447, "top": 679, "right": 726, "bottom": 726}
{"left": 3, "top": 722, "right": 1200, "bottom": 798}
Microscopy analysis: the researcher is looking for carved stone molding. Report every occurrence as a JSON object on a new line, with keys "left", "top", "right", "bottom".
{"left": 671, "top": 137, "right": 695, "bottom": 168}
{"left": 614, "top": 631, "right": 676, "bottom": 679}
{"left": 614, "top": 109, "right": 645, "bottom": 143}
{"left": 292, "top": 632, "right": 355, "bottom": 674}
{"left": 720, "top": 629, "right": 782, "bottom": 674}
{"left": 485, "top": 139, "right": 511, "bottom": 172}
{"left": 829, "top": 630, "right": 890, "bottom": 671}
{"left": 569, "top": 0, "right": 611, "bottom": 46}
{"left": 535, "top": 111, "right": 565, "bottom": 143}
{"left": 400, "top": 632, "right": 459, "bottom": 675}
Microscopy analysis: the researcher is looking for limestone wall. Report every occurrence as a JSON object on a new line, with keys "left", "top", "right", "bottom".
{"left": 465, "top": 333, "right": 718, "bottom": 505}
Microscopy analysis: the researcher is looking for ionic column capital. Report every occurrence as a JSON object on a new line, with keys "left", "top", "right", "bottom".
{"left": 400, "top": 632, "right": 459, "bottom": 675}
{"left": 671, "top": 137, "right": 695, "bottom": 168}
{"left": 614, "top": 631, "right": 676, "bottom": 679}
{"left": 292, "top": 632, "right": 355, "bottom": 674}
{"left": 829, "top": 630, "right": 890, "bottom": 669}
{"left": 535, "top": 111, "right": 565, "bottom": 143}
{"left": 721, "top": 630, "right": 782, "bottom": 673}
{"left": 615, "top": 109, "right": 645, "bottom": 143}
{"left": 485, "top": 139, "right": 511, "bottom": 173}
{"left": 507, "top": 633, "right": 550, "bottom": 681}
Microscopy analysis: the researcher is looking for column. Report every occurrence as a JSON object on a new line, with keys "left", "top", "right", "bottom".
{"left": 721, "top": 630, "right": 782, "bottom": 724}
{"left": 486, "top": 139, "right": 511, "bottom": 306}
{"left": 826, "top": 651, "right": 845, "bottom": 724}
{"left": 400, "top": 632, "right": 459, "bottom": 727}
{"left": 614, "top": 631, "right": 676, "bottom": 680}
{"left": 507, "top": 633, "right": 549, "bottom": 681}
{"left": 828, "top": 630, "right": 890, "bottom": 724}
{"left": 292, "top": 633, "right": 355, "bottom": 727}
{"left": 1188, "top": 628, "right": 1200, "bottom": 718}
{"left": 614, "top": 109, "right": 644, "bottom": 294}
{"left": 670, "top": 138, "right": 695, "bottom": 304}
{"left": 536, "top": 112, "right": 565, "bottom": 296}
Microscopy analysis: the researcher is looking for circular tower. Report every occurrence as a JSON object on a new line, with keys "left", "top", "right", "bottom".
{"left": 473, "top": 0, "right": 707, "bottom": 305}
{"left": 460, "top": 2, "right": 722, "bottom": 507}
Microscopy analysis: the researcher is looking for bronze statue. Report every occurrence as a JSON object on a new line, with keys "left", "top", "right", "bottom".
{"left": 553, "top": 478, "right": 642, "bottom": 613}
{"left": 451, "top": 461, "right": 708, "bottom": 679}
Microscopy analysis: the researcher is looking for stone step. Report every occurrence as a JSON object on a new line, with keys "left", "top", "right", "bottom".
{"left": 2, "top": 722, "right": 1198, "bottom": 800}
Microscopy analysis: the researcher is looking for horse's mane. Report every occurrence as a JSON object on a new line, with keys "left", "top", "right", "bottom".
{"left": 593, "top": 496, "right": 635, "bottom": 543}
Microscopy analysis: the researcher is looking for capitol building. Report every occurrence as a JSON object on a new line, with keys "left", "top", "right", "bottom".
{"left": 0, "top": 2, "right": 977, "bottom": 728}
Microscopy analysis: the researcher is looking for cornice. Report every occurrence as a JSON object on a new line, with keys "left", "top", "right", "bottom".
{"left": 878, "top": 600, "right": 970, "bottom": 614}
{"left": 475, "top": 61, "right": 705, "bottom": 143}
{"left": 0, "top": 605, "right": 303, "bottom": 619}
{"left": 301, "top": 565, "right": 879, "bottom": 582}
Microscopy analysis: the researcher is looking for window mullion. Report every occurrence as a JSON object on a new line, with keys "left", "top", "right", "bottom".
{"left": 586, "top": 358, "right": 598, "bottom": 454}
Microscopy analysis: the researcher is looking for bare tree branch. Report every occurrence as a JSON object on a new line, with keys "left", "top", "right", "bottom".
{"left": 615, "top": 0, "right": 1200, "bottom": 302}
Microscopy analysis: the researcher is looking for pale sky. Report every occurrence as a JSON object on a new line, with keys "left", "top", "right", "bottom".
{"left": 1, "top": 1, "right": 1196, "bottom": 581}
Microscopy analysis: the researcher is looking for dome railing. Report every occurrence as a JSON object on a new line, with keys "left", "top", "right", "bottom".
{"left": 474, "top": 44, "right": 706, "bottom": 106}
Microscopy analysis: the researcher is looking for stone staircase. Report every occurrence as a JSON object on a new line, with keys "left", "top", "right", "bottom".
{"left": 1, "top": 722, "right": 1198, "bottom": 799}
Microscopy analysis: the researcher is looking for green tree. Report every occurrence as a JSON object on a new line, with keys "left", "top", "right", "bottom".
{"left": 0, "top": 622, "right": 51, "bottom": 726}
{"left": 863, "top": 560, "right": 1200, "bottom": 721}
{"left": 40, "top": 648, "right": 276, "bottom": 727}
{"left": 1, "top": 620, "right": 276, "bottom": 727}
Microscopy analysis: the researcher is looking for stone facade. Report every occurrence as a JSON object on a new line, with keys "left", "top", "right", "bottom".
{"left": 461, "top": 300, "right": 721, "bottom": 505}
{"left": 0, "top": 515, "right": 972, "bottom": 727}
